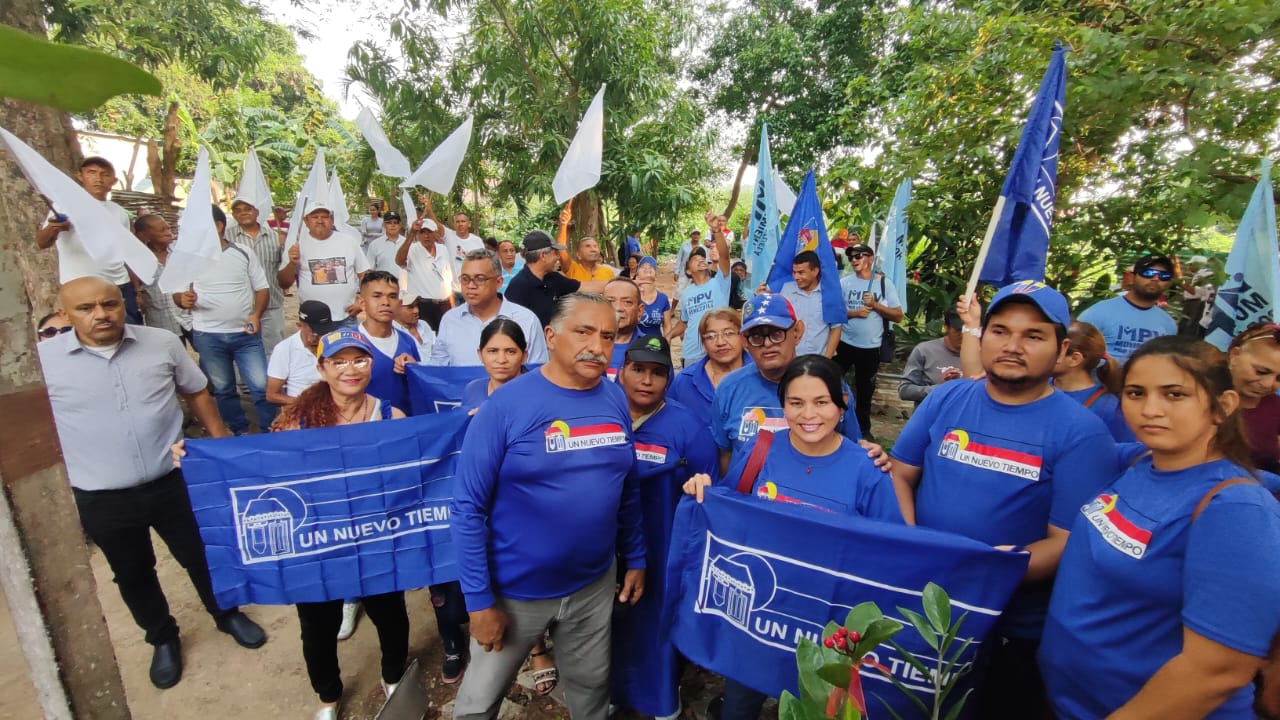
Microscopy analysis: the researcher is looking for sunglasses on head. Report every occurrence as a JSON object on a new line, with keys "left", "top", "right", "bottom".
{"left": 1137, "top": 267, "right": 1173, "bottom": 281}
{"left": 39, "top": 325, "right": 72, "bottom": 339}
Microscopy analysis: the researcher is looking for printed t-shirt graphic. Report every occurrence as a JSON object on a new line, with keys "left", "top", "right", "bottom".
{"left": 936, "top": 428, "right": 1043, "bottom": 481}
{"left": 308, "top": 257, "right": 348, "bottom": 285}
{"left": 544, "top": 418, "right": 628, "bottom": 453}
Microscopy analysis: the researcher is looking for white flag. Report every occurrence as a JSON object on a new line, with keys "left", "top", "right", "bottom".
{"left": 402, "top": 116, "right": 473, "bottom": 195}
{"left": 401, "top": 189, "right": 418, "bottom": 229}
{"left": 773, "top": 169, "right": 797, "bottom": 215}
{"left": 328, "top": 169, "right": 351, "bottom": 228}
{"left": 232, "top": 147, "right": 275, "bottom": 221}
{"left": 355, "top": 108, "right": 412, "bottom": 179}
{"left": 552, "top": 86, "right": 605, "bottom": 205}
{"left": 0, "top": 126, "right": 157, "bottom": 281}
{"left": 282, "top": 148, "right": 328, "bottom": 255}
{"left": 159, "top": 147, "right": 221, "bottom": 293}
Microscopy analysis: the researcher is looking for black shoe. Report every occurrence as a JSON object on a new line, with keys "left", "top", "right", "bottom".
{"left": 216, "top": 611, "right": 267, "bottom": 649}
{"left": 442, "top": 652, "right": 465, "bottom": 683}
{"left": 150, "top": 638, "right": 183, "bottom": 689}
{"left": 705, "top": 694, "right": 723, "bottom": 720}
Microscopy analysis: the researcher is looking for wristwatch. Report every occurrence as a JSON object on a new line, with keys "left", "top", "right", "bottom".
{"left": 962, "top": 326, "right": 982, "bottom": 338}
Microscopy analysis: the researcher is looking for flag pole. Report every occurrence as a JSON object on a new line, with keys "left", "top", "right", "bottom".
{"left": 963, "top": 194, "right": 1008, "bottom": 302}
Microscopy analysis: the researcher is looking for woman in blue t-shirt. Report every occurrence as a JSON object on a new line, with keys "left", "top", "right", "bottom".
{"left": 683, "top": 355, "right": 903, "bottom": 720}
{"left": 1052, "top": 320, "right": 1135, "bottom": 442}
{"left": 634, "top": 256, "right": 671, "bottom": 337}
{"left": 1039, "top": 336, "right": 1280, "bottom": 720}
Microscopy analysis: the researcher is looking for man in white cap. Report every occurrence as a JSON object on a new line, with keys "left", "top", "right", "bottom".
{"left": 278, "top": 192, "right": 369, "bottom": 327}
{"left": 396, "top": 208, "right": 453, "bottom": 332}
{"left": 227, "top": 196, "right": 286, "bottom": 355}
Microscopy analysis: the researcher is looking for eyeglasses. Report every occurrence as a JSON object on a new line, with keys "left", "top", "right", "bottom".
{"left": 38, "top": 325, "right": 72, "bottom": 339}
{"left": 327, "top": 357, "right": 372, "bottom": 370}
{"left": 1137, "top": 268, "right": 1173, "bottom": 281}
{"left": 701, "top": 330, "right": 738, "bottom": 344}
{"left": 744, "top": 328, "right": 788, "bottom": 347}
{"left": 459, "top": 274, "right": 496, "bottom": 287}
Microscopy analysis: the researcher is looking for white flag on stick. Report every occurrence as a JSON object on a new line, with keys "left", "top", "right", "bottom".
{"left": 402, "top": 116, "right": 474, "bottom": 195}
{"left": 328, "top": 169, "right": 351, "bottom": 228}
{"left": 160, "top": 147, "right": 221, "bottom": 293}
{"left": 356, "top": 108, "right": 412, "bottom": 179}
{"left": 401, "top": 189, "right": 418, "bottom": 228}
{"left": 0, "top": 126, "right": 158, "bottom": 281}
{"left": 282, "top": 148, "right": 328, "bottom": 255}
{"left": 552, "top": 86, "right": 605, "bottom": 205}
{"left": 232, "top": 146, "right": 274, "bottom": 221}
{"left": 773, "top": 169, "right": 797, "bottom": 215}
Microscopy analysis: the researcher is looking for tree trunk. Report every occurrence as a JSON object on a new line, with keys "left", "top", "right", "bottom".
{"left": 721, "top": 135, "right": 758, "bottom": 220}
{"left": 0, "top": 4, "right": 132, "bottom": 718}
{"left": 158, "top": 101, "right": 180, "bottom": 199}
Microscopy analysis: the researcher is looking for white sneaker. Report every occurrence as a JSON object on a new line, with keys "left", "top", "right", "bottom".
{"left": 336, "top": 602, "right": 359, "bottom": 641}
{"left": 314, "top": 703, "right": 338, "bottom": 720}
{"left": 382, "top": 680, "right": 398, "bottom": 699}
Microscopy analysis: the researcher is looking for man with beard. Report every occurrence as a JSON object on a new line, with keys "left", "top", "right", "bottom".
{"left": 1078, "top": 253, "right": 1177, "bottom": 364}
{"left": 889, "top": 280, "right": 1119, "bottom": 719}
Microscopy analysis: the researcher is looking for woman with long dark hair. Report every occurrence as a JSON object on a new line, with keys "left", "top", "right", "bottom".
{"left": 461, "top": 318, "right": 528, "bottom": 412}
{"left": 1052, "top": 320, "right": 1134, "bottom": 442}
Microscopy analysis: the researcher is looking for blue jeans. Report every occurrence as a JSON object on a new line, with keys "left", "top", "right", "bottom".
{"left": 191, "top": 330, "right": 276, "bottom": 434}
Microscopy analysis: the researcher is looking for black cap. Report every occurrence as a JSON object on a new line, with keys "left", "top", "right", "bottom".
{"left": 382, "top": 211, "right": 402, "bottom": 223}
{"left": 1134, "top": 253, "right": 1173, "bottom": 273}
{"left": 298, "top": 300, "right": 339, "bottom": 334}
{"left": 523, "top": 230, "right": 566, "bottom": 252}
{"left": 624, "top": 334, "right": 672, "bottom": 368}
{"left": 847, "top": 243, "right": 874, "bottom": 255}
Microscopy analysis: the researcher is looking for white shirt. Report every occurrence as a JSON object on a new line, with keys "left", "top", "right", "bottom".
{"left": 50, "top": 200, "right": 131, "bottom": 284}
{"left": 289, "top": 231, "right": 371, "bottom": 318}
{"left": 191, "top": 244, "right": 269, "bottom": 333}
{"left": 360, "top": 322, "right": 402, "bottom": 359}
{"left": 366, "top": 234, "right": 406, "bottom": 275}
{"left": 395, "top": 319, "right": 436, "bottom": 359}
{"left": 267, "top": 331, "right": 321, "bottom": 397}
{"left": 445, "top": 229, "right": 485, "bottom": 290}
{"left": 428, "top": 296, "right": 548, "bottom": 366}
{"left": 404, "top": 241, "right": 453, "bottom": 301}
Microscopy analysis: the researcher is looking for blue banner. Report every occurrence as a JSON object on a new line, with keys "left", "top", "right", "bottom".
{"left": 406, "top": 364, "right": 487, "bottom": 413}
{"left": 768, "top": 170, "right": 847, "bottom": 325}
{"left": 668, "top": 489, "right": 1027, "bottom": 717}
{"left": 746, "top": 123, "right": 783, "bottom": 291}
{"left": 879, "top": 178, "right": 912, "bottom": 314}
{"left": 978, "top": 43, "right": 1068, "bottom": 287}
{"left": 182, "top": 413, "right": 468, "bottom": 608}
{"left": 1206, "top": 159, "right": 1279, "bottom": 350}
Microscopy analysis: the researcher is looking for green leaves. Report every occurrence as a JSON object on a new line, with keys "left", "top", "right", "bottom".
{"left": 0, "top": 25, "right": 160, "bottom": 112}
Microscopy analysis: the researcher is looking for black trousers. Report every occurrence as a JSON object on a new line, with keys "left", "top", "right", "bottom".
{"left": 296, "top": 591, "right": 409, "bottom": 703}
{"left": 72, "top": 469, "right": 233, "bottom": 646}
{"left": 416, "top": 298, "right": 453, "bottom": 333}
{"left": 834, "top": 342, "right": 881, "bottom": 438}
{"left": 429, "top": 580, "right": 468, "bottom": 655}
{"left": 975, "top": 636, "right": 1050, "bottom": 719}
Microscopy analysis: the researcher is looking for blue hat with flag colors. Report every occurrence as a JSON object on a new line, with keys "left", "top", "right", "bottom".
{"left": 986, "top": 280, "right": 1070, "bottom": 328}
{"left": 741, "top": 293, "right": 797, "bottom": 332}
{"left": 316, "top": 329, "right": 374, "bottom": 359}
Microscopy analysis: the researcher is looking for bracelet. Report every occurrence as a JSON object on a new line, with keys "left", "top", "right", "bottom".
{"left": 962, "top": 326, "right": 982, "bottom": 338}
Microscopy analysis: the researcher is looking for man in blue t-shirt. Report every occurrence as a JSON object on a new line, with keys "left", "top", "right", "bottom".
{"left": 890, "top": 280, "right": 1119, "bottom": 719}
{"left": 667, "top": 219, "right": 732, "bottom": 367}
{"left": 354, "top": 271, "right": 420, "bottom": 414}
{"left": 451, "top": 292, "right": 645, "bottom": 718}
{"left": 1078, "top": 253, "right": 1177, "bottom": 364}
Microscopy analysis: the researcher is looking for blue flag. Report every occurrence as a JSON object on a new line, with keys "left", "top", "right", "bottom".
{"left": 406, "top": 364, "right": 488, "bottom": 413}
{"left": 746, "top": 123, "right": 782, "bottom": 291}
{"left": 182, "top": 413, "right": 466, "bottom": 608}
{"left": 767, "top": 170, "right": 846, "bottom": 325}
{"left": 977, "top": 43, "right": 1067, "bottom": 287}
{"left": 879, "top": 178, "right": 913, "bottom": 314}
{"left": 668, "top": 489, "right": 1027, "bottom": 717}
{"left": 1206, "top": 159, "right": 1279, "bottom": 350}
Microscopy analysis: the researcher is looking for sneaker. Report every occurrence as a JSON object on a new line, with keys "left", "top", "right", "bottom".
{"left": 314, "top": 703, "right": 338, "bottom": 720}
{"left": 382, "top": 680, "right": 398, "bottom": 699}
{"left": 336, "top": 602, "right": 359, "bottom": 641}
{"left": 442, "top": 653, "right": 465, "bottom": 683}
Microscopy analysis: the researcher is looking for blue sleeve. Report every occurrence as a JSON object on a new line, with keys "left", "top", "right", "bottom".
{"left": 709, "top": 382, "right": 734, "bottom": 450}
{"left": 449, "top": 399, "right": 507, "bottom": 611}
{"left": 1115, "top": 442, "right": 1150, "bottom": 468}
{"left": 683, "top": 419, "right": 721, "bottom": 481}
{"left": 838, "top": 380, "right": 862, "bottom": 443}
{"left": 1183, "top": 487, "right": 1280, "bottom": 657}
{"left": 891, "top": 382, "right": 949, "bottom": 466}
{"left": 1048, "top": 426, "right": 1119, "bottom": 530}
{"left": 615, "top": 397, "right": 646, "bottom": 569}
{"left": 717, "top": 434, "right": 756, "bottom": 490}
{"left": 857, "top": 463, "right": 905, "bottom": 524}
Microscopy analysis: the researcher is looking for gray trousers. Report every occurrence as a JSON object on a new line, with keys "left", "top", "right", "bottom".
{"left": 453, "top": 566, "right": 615, "bottom": 720}
{"left": 258, "top": 305, "right": 285, "bottom": 357}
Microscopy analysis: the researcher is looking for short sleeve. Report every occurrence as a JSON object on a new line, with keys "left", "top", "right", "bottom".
{"left": 856, "top": 462, "right": 905, "bottom": 524}
{"left": 170, "top": 335, "right": 208, "bottom": 394}
{"left": 891, "top": 382, "right": 949, "bottom": 467}
{"left": 267, "top": 340, "right": 290, "bottom": 380}
{"left": 709, "top": 383, "right": 734, "bottom": 450}
{"left": 245, "top": 252, "right": 269, "bottom": 291}
{"left": 1047, "top": 425, "right": 1118, "bottom": 529}
{"left": 553, "top": 273, "right": 581, "bottom": 295}
{"left": 882, "top": 277, "right": 902, "bottom": 309}
{"left": 1184, "top": 487, "right": 1280, "bottom": 657}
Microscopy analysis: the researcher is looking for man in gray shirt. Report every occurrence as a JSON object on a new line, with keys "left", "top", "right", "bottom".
{"left": 39, "top": 276, "right": 268, "bottom": 690}
{"left": 897, "top": 310, "right": 965, "bottom": 405}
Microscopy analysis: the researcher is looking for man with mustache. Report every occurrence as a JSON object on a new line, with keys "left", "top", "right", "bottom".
{"left": 888, "top": 280, "right": 1119, "bottom": 719}
{"left": 451, "top": 293, "right": 645, "bottom": 719}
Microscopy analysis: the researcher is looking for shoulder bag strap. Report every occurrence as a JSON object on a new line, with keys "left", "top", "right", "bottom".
{"left": 1192, "top": 477, "right": 1257, "bottom": 522}
{"left": 735, "top": 429, "right": 776, "bottom": 495}
{"left": 1082, "top": 387, "right": 1108, "bottom": 408}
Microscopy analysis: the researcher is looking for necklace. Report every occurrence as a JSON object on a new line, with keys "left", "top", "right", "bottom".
{"left": 337, "top": 396, "right": 368, "bottom": 425}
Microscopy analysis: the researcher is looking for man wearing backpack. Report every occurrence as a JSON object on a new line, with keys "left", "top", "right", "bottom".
{"left": 834, "top": 243, "right": 903, "bottom": 440}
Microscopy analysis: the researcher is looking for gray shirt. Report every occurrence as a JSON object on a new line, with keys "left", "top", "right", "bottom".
{"left": 897, "top": 337, "right": 962, "bottom": 404}
{"left": 226, "top": 222, "right": 284, "bottom": 310}
{"left": 39, "top": 325, "right": 207, "bottom": 490}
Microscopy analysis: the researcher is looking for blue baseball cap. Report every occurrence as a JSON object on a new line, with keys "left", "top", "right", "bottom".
{"left": 316, "top": 329, "right": 374, "bottom": 359}
{"left": 986, "top": 280, "right": 1070, "bottom": 328}
{"left": 638, "top": 255, "right": 658, "bottom": 271}
{"left": 740, "top": 293, "right": 797, "bottom": 332}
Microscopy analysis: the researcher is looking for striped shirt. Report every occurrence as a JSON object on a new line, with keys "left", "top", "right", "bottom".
{"left": 226, "top": 222, "right": 284, "bottom": 309}
{"left": 140, "top": 259, "right": 191, "bottom": 335}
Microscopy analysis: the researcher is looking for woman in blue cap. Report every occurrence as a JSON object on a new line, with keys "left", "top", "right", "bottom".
{"left": 634, "top": 255, "right": 671, "bottom": 338}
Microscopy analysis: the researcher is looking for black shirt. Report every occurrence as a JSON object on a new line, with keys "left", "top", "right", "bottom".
{"left": 504, "top": 266, "right": 582, "bottom": 327}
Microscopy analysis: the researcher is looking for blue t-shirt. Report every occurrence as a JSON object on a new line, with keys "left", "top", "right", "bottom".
{"left": 668, "top": 353, "right": 751, "bottom": 430}
{"left": 499, "top": 258, "right": 525, "bottom": 293}
{"left": 638, "top": 292, "right": 671, "bottom": 337}
{"left": 891, "top": 379, "right": 1119, "bottom": 638}
{"left": 838, "top": 273, "right": 901, "bottom": 349}
{"left": 624, "top": 235, "right": 642, "bottom": 258}
{"left": 679, "top": 274, "right": 732, "bottom": 363}
{"left": 1061, "top": 385, "right": 1135, "bottom": 443}
{"left": 710, "top": 365, "right": 861, "bottom": 465}
{"left": 365, "top": 329, "right": 420, "bottom": 414}
{"left": 607, "top": 340, "right": 630, "bottom": 382}
{"left": 724, "top": 431, "right": 903, "bottom": 523}
{"left": 451, "top": 370, "right": 645, "bottom": 611}
{"left": 1078, "top": 296, "right": 1177, "bottom": 365}
{"left": 1040, "top": 459, "right": 1280, "bottom": 719}
{"left": 461, "top": 377, "right": 489, "bottom": 412}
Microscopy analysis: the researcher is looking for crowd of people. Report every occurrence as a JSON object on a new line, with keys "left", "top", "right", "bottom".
{"left": 27, "top": 154, "right": 1280, "bottom": 720}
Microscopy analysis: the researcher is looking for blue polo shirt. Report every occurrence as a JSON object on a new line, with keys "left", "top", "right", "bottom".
{"left": 1040, "top": 458, "right": 1280, "bottom": 719}
{"left": 891, "top": 379, "right": 1119, "bottom": 638}
{"left": 667, "top": 353, "right": 752, "bottom": 430}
